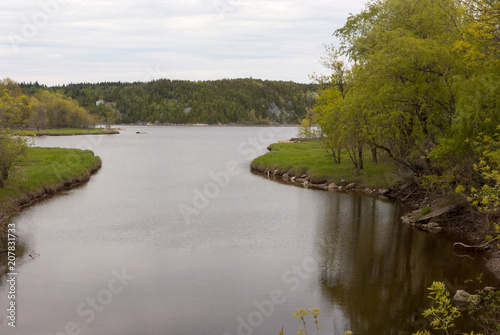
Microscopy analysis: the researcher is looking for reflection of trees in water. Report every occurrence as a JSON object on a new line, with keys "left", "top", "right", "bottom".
{"left": 0, "top": 222, "right": 28, "bottom": 285}
{"left": 314, "top": 193, "right": 493, "bottom": 335}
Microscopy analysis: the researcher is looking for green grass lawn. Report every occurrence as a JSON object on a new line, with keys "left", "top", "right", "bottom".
{"left": 251, "top": 141, "right": 402, "bottom": 188}
{"left": 13, "top": 128, "right": 119, "bottom": 136}
{"left": 0, "top": 147, "right": 101, "bottom": 218}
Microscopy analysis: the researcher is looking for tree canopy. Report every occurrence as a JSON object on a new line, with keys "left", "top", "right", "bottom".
{"left": 311, "top": 0, "right": 500, "bottom": 188}
{"left": 20, "top": 79, "right": 318, "bottom": 125}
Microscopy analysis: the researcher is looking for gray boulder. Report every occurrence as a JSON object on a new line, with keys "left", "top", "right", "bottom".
{"left": 454, "top": 290, "right": 481, "bottom": 306}
{"left": 346, "top": 183, "right": 357, "bottom": 190}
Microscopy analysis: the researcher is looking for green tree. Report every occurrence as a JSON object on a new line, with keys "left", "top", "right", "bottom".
{"left": 458, "top": 0, "right": 500, "bottom": 66}
{"left": 0, "top": 130, "right": 29, "bottom": 187}
{"left": 314, "top": 0, "right": 469, "bottom": 174}
{"left": 95, "top": 103, "right": 119, "bottom": 130}
{"left": 34, "top": 90, "right": 97, "bottom": 128}
{"left": 29, "top": 96, "right": 47, "bottom": 132}
{"left": 310, "top": 46, "right": 353, "bottom": 165}
{"left": 0, "top": 80, "right": 32, "bottom": 129}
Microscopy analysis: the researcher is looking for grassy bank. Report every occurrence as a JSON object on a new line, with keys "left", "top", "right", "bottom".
{"left": 251, "top": 141, "right": 402, "bottom": 189}
{"left": 13, "top": 128, "right": 119, "bottom": 136}
{"left": 0, "top": 147, "right": 101, "bottom": 219}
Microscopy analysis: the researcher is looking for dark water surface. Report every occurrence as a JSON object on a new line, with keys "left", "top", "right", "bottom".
{"left": 0, "top": 126, "right": 497, "bottom": 335}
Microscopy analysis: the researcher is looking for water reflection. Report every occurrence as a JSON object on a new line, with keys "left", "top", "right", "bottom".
{"left": 1, "top": 126, "right": 498, "bottom": 335}
{"left": 314, "top": 192, "right": 498, "bottom": 335}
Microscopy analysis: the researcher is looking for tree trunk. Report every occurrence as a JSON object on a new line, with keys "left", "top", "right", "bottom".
{"left": 0, "top": 167, "right": 8, "bottom": 187}
{"left": 371, "top": 147, "right": 378, "bottom": 164}
{"left": 347, "top": 148, "right": 359, "bottom": 169}
{"left": 358, "top": 147, "right": 364, "bottom": 170}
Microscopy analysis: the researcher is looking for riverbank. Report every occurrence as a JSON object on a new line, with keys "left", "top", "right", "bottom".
{"left": 251, "top": 140, "right": 493, "bottom": 249}
{"left": 13, "top": 128, "right": 119, "bottom": 136}
{"left": 251, "top": 140, "right": 402, "bottom": 188}
{"left": 0, "top": 147, "right": 102, "bottom": 222}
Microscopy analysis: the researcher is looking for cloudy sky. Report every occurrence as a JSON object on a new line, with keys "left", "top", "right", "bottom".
{"left": 1, "top": 0, "right": 368, "bottom": 86}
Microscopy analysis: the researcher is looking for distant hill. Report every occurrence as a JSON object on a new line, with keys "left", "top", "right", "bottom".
{"left": 21, "top": 79, "right": 318, "bottom": 125}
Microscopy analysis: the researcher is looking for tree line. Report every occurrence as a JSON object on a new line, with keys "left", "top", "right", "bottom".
{"left": 0, "top": 78, "right": 101, "bottom": 187}
{"left": 1, "top": 78, "right": 98, "bottom": 130}
{"left": 21, "top": 79, "right": 318, "bottom": 125}
{"left": 309, "top": 0, "right": 499, "bottom": 207}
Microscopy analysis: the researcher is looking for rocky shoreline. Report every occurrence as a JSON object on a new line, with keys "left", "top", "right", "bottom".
{"left": 251, "top": 163, "right": 500, "bottom": 279}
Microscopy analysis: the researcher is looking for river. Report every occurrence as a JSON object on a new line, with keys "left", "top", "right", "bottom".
{"left": 0, "top": 126, "right": 497, "bottom": 335}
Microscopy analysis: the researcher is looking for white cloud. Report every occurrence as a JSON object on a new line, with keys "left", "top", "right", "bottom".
{"left": 0, "top": 0, "right": 368, "bottom": 85}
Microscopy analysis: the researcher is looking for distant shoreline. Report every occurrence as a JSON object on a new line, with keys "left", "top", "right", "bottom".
{"left": 118, "top": 122, "right": 299, "bottom": 128}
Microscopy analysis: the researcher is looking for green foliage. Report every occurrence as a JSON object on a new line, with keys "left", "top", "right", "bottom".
{"left": 12, "top": 128, "right": 118, "bottom": 136}
{"left": 331, "top": 0, "right": 465, "bottom": 173}
{"left": 310, "top": 45, "right": 359, "bottom": 167}
{"left": 414, "top": 281, "right": 492, "bottom": 335}
{"left": 0, "top": 130, "right": 30, "bottom": 187}
{"left": 0, "top": 79, "right": 32, "bottom": 129}
{"left": 457, "top": 0, "right": 500, "bottom": 66}
{"left": 95, "top": 103, "right": 120, "bottom": 129}
{"left": 484, "top": 222, "right": 500, "bottom": 246}
{"left": 463, "top": 133, "right": 500, "bottom": 213}
{"left": 463, "top": 274, "right": 500, "bottom": 334}
{"left": 421, "top": 206, "right": 432, "bottom": 216}
{"left": 297, "top": 116, "right": 317, "bottom": 139}
{"left": 455, "top": 132, "right": 500, "bottom": 240}
{"left": 310, "top": 0, "right": 499, "bottom": 222}
{"left": 280, "top": 308, "right": 351, "bottom": 335}
{"left": 30, "top": 89, "right": 98, "bottom": 129}
{"left": 422, "top": 281, "right": 462, "bottom": 333}
{"left": 294, "top": 308, "right": 323, "bottom": 335}
{"left": 251, "top": 141, "right": 401, "bottom": 188}
{"left": 434, "top": 67, "right": 500, "bottom": 165}
{"left": 20, "top": 79, "right": 318, "bottom": 125}
{"left": 0, "top": 79, "right": 99, "bottom": 131}
{"left": 0, "top": 147, "right": 101, "bottom": 217}
{"left": 473, "top": 289, "right": 500, "bottom": 333}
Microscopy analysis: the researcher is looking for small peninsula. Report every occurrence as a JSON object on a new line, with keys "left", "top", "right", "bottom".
{"left": 0, "top": 147, "right": 102, "bottom": 221}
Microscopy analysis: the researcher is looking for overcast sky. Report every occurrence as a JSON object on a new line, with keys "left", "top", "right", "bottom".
{"left": 0, "top": 0, "right": 368, "bottom": 86}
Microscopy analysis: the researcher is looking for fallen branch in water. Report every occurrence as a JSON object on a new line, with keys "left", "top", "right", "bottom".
{"left": 453, "top": 241, "right": 492, "bottom": 252}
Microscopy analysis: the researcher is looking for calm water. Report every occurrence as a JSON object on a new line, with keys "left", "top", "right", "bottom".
{"left": 0, "top": 126, "right": 497, "bottom": 335}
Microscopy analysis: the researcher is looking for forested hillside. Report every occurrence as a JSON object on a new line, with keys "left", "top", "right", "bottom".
{"left": 20, "top": 79, "right": 318, "bottom": 125}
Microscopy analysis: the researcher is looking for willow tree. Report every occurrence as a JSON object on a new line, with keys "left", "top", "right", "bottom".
{"left": 326, "top": 0, "right": 467, "bottom": 173}
{"left": 432, "top": 0, "right": 500, "bottom": 167}
{"left": 459, "top": 0, "right": 500, "bottom": 65}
